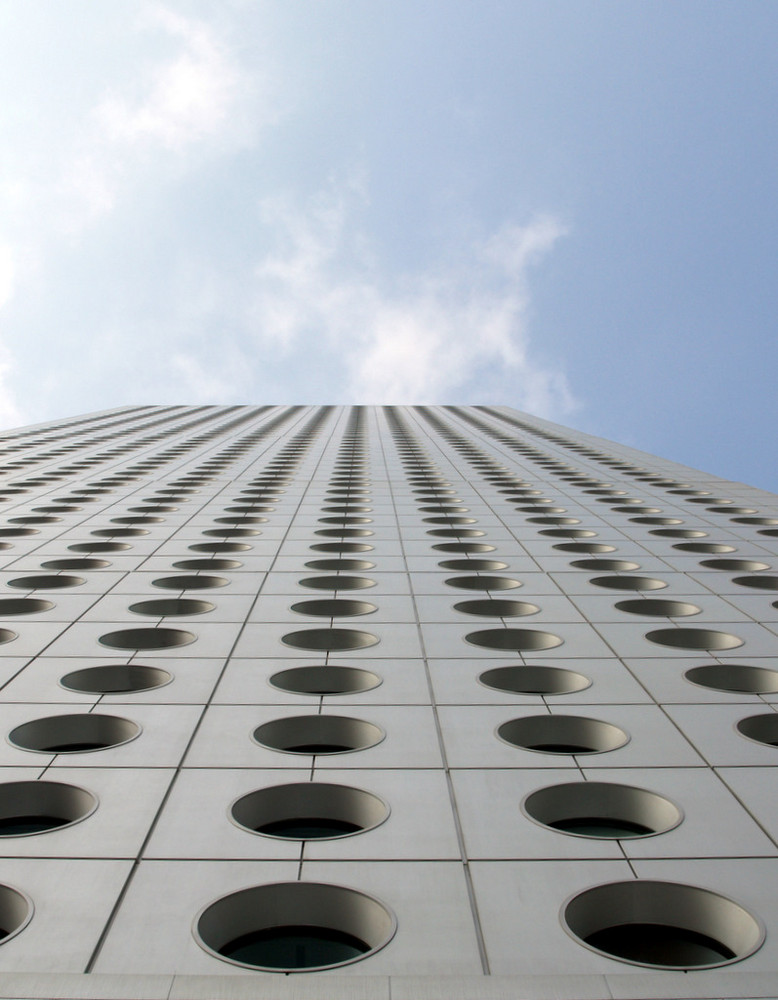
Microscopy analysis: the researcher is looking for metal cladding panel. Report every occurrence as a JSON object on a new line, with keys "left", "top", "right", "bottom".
{"left": 0, "top": 404, "right": 773, "bottom": 997}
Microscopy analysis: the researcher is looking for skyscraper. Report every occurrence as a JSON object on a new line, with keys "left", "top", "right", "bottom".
{"left": 0, "top": 403, "right": 775, "bottom": 1000}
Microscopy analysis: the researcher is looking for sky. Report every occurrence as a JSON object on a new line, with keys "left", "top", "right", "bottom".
{"left": 0, "top": 1, "right": 777, "bottom": 490}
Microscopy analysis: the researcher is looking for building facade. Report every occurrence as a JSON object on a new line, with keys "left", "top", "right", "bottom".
{"left": 0, "top": 404, "right": 774, "bottom": 999}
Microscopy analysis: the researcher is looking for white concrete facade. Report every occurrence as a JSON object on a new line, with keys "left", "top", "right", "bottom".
{"left": 0, "top": 404, "right": 774, "bottom": 998}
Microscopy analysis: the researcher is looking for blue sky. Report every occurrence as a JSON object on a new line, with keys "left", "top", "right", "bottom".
{"left": 1, "top": 1, "right": 777, "bottom": 489}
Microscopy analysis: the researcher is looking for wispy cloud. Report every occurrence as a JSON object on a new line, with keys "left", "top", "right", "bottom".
{"left": 246, "top": 185, "right": 576, "bottom": 414}
{"left": 0, "top": 4, "right": 260, "bottom": 262}
{"left": 95, "top": 6, "right": 249, "bottom": 153}
{"left": 60, "top": 5, "right": 261, "bottom": 231}
{"left": 0, "top": 246, "right": 15, "bottom": 311}
{"left": 0, "top": 4, "right": 266, "bottom": 424}
{"left": 0, "top": 8, "right": 574, "bottom": 423}
{"left": 2, "top": 5, "right": 258, "bottom": 246}
{"left": 0, "top": 344, "right": 23, "bottom": 429}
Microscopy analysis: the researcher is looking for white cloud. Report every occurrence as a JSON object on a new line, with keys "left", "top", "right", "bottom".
{"left": 0, "top": 344, "right": 24, "bottom": 429}
{"left": 0, "top": 8, "right": 575, "bottom": 423}
{"left": 1, "top": 5, "right": 262, "bottom": 247}
{"left": 0, "top": 245, "right": 15, "bottom": 310}
{"left": 248, "top": 187, "right": 576, "bottom": 414}
{"left": 0, "top": 4, "right": 266, "bottom": 426}
{"left": 170, "top": 347, "right": 253, "bottom": 403}
{"left": 95, "top": 6, "right": 247, "bottom": 153}
{"left": 61, "top": 5, "right": 261, "bottom": 233}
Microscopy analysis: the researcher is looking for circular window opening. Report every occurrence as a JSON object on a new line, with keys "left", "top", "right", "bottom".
{"left": 99, "top": 627, "right": 195, "bottom": 650}
{"left": 269, "top": 665, "right": 381, "bottom": 696}
{"left": 650, "top": 529, "right": 708, "bottom": 538}
{"left": 129, "top": 599, "right": 214, "bottom": 617}
{"left": 427, "top": 528, "right": 485, "bottom": 538}
{"left": 497, "top": 715, "right": 628, "bottom": 755}
{"left": 432, "top": 542, "right": 497, "bottom": 553}
{"left": 629, "top": 517, "right": 683, "bottom": 526}
{"left": 674, "top": 542, "right": 736, "bottom": 554}
{"left": 0, "top": 780, "right": 97, "bottom": 836}
{"left": 589, "top": 576, "right": 667, "bottom": 591}
{"left": 562, "top": 879, "right": 764, "bottom": 969}
{"left": 0, "top": 883, "right": 32, "bottom": 944}
{"left": 91, "top": 528, "right": 148, "bottom": 538}
{"left": 700, "top": 559, "right": 770, "bottom": 572}
{"left": 68, "top": 542, "right": 131, "bottom": 553}
{"left": 304, "top": 559, "right": 375, "bottom": 571}
{"left": 42, "top": 558, "right": 110, "bottom": 571}
{"left": 281, "top": 628, "right": 378, "bottom": 651}
{"left": 310, "top": 542, "right": 374, "bottom": 553}
{"left": 7, "top": 574, "right": 84, "bottom": 590}
{"left": 321, "top": 505, "right": 372, "bottom": 514}
{"left": 231, "top": 782, "right": 389, "bottom": 840}
{"left": 438, "top": 559, "right": 509, "bottom": 571}
{"left": 0, "top": 598, "right": 54, "bottom": 615}
{"left": 298, "top": 576, "right": 376, "bottom": 591}
{"left": 553, "top": 543, "right": 616, "bottom": 554}
{"left": 523, "top": 781, "right": 681, "bottom": 839}
{"left": 569, "top": 560, "right": 640, "bottom": 572}
{"left": 9, "top": 713, "right": 140, "bottom": 754}
{"left": 479, "top": 665, "right": 591, "bottom": 696}
{"left": 736, "top": 713, "right": 778, "bottom": 747}
{"left": 685, "top": 664, "right": 778, "bottom": 695}
{"left": 203, "top": 528, "right": 260, "bottom": 538}
{"left": 614, "top": 599, "right": 701, "bottom": 617}
{"left": 445, "top": 576, "right": 522, "bottom": 591}
{"left": 466, "top": 628, "right": 563, "bottom": 651}
{"left": 253, "top": 715, "right": 384, "bottom": 755}
{"left": 646, "top": 628, "right": 743, "bottom": 651}
{"left": 539, "top": 529, "right": 597, "bottom": 539}
{"left": 291, "top": 599, "right": 376, "bottom": 617}
{"left": 173, "top": 558, "right": 242, "bottom": 571}
{"left": 732, "top": 575, "right": 778, "bottom": 591}
{"left": 60, "top": 664, "right": 172, "bottom": 694}
{"left": 194, "top": 881, "right": 396, "bottom": 972}
{"left": 454, "top": 599, "right": 539, "bottom": 617}
{"left": 151, "top": 575, "right": 229, "bottom": 591}
{"left": 189, "top": 542, "right": 252, "bottom": 553}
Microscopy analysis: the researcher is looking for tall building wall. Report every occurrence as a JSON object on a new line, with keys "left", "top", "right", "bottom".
{"left": 0, "top": 404, "right": 774, "bottom": 999}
